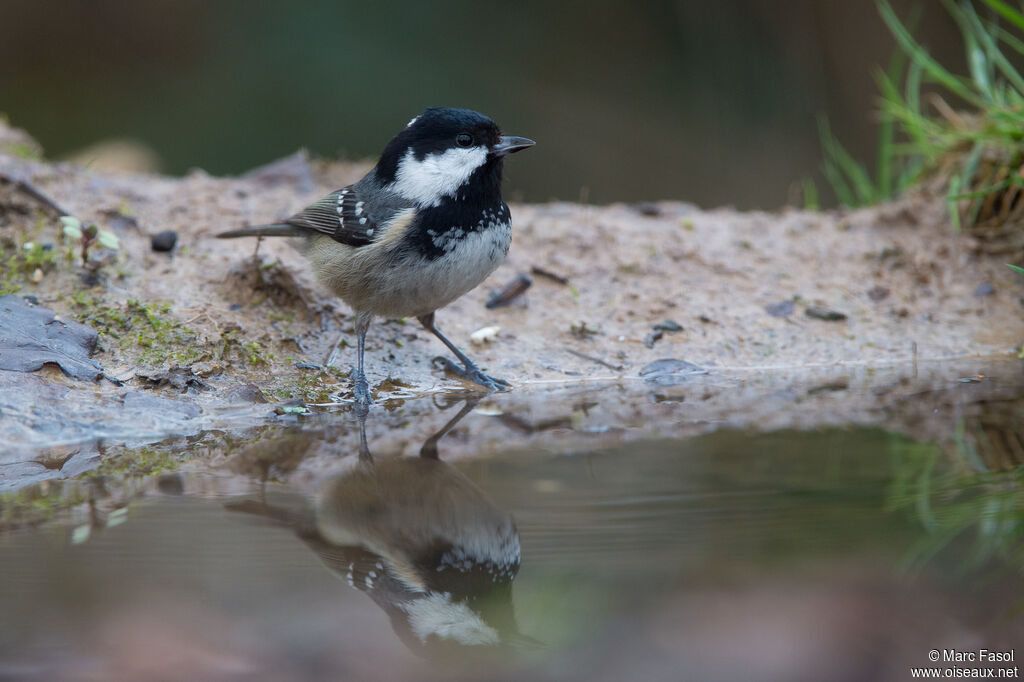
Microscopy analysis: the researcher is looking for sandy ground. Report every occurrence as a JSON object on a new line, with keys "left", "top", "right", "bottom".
{"left": 1, "top": 121, "right": 1022, "bottom": 492}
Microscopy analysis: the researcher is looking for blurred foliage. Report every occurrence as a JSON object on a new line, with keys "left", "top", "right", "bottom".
{"left": 821, "top": 0, "right": 1024, "bottom": 255}
{"left": 0, "top": 1, "right": 962, "bottom": 208}
{"left": 887, "top": 415, "right": 1024, "bottom": 577}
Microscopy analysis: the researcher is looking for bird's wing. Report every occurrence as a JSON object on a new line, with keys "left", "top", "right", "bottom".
{"left": 286, "top": 185, "right": 406, "bottom": 248}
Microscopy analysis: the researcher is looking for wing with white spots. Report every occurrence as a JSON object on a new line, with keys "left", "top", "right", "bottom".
{"left": 285, "top": 185, "right": 392, "bottom": 247}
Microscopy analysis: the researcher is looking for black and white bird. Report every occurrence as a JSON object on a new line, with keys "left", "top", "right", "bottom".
{"left": 217, "top": 107, "right": 534, "bottom": 404}
{"left": 225, "top": 400, "right": 531, "bottom": 661}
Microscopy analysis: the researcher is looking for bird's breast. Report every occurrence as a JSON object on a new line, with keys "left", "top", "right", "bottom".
{"left": 394, "top": 220, "right": 511, "bottom": 315}
{"left": 310, "top": 219, "right": 511, "bottom": 319}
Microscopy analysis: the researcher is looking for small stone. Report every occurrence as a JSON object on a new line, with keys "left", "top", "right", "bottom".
{"left": 643, "top": 330, "right": 663, "bottom": 348}
{"left": 652, "top": 319, "right": 683, "bottom": 333}
{"left": 765, "top": 300, "right": 795, "bottom": 317}
{"left": 470, "top": 325, "right": 500, "bottom": 345}
{"left": 226, "top": 382, "right": 269, "bottom": 403}
{"left": 639, "top": 358, "right": 708, "bottom": 385}
{"left": 632, "top": 202, "right": 662, "bottom": 217}
{"left": 31, "top": 268, "right": 43, "bottom": 283}
{"left": 805, "top": 306, "right": 847, "bottom": 321}
{"left": 867, "top": 286, "right": 890, "bottom": 302}
{"left": 151, "top": 230, "right": 178, "bottom": 252}
{"left": 974, "top": 281, "right": 995, "bottom": 297}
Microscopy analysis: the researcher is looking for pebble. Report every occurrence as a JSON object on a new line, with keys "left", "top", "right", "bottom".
{"left": 805, "top": 306, "right": 847, "bottom": 321}
{"left": 973, "top": 281, "right": 994, "bottom": 297}
{"left": 639, "top": 358, "right": 708, "bottom": 386}
{"left": 652, "top": 319, "right": 683, "bottom": 333}
{"left": 765, "top": 300, "right": 795, "bottom": 317}
{"left": 470, "top": 325, "right": 501, "bottom": 345}
{"left": 151, "top": 230, "right": 178, "bottom": 252}
{"left": 867, "top": 286, "right": 890, "bottom": 302}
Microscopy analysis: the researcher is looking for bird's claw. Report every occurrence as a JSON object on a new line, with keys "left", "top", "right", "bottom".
{"left": 432, "top": 356, "right": 511, "bottom": 392}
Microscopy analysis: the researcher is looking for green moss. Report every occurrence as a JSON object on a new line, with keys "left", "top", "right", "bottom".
{"left": 0, "top": 483, "right": 91, "bottom": 528}
{"left": 293, "top": 366, "right": 346, "bottom": 403}
{"left": 0, "top": 214, "right": 61, "bottom": 294}
{"left": 91, "top": 446, "right": 177, "bottom": 478}
{"left": 72, "top": 295, "right": 199, "bottom": 365}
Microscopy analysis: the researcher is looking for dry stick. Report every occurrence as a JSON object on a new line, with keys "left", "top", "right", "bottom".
{"left": 565, "top": 348, "right": 624, "bottom": 371}
{"left": 0, "top": 172, "right": 70, "bottom": 216}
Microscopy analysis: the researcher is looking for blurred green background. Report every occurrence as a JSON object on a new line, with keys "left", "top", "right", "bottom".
{"left": 0, "top": 1, "right": 962, "bottom": 208}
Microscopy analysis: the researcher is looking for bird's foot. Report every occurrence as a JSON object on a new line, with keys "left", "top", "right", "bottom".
{"left": 352, "top": 369, "right": 374, "bottom": 405}
{"left": 432, "top": 357, "right": 511, "bottom": 392}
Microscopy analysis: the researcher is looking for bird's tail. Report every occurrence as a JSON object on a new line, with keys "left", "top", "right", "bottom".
{"left": 216, "top": 223, "right": 304, "bottom": 239}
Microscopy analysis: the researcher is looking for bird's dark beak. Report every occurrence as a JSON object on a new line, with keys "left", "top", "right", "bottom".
{"left": 492, "top": 136, "right": 535, "bottom": 156}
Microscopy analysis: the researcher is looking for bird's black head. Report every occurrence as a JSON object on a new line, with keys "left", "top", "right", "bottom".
{"left": 373, "top": 107, "right": 534, "bottom": 207}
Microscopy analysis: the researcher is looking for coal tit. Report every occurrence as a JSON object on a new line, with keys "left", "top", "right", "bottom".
{"left": 217, "top": 107, "right": 534, "bottom": 404}
{"left": 226, "top": 400, "right": 531, "bottom": 659}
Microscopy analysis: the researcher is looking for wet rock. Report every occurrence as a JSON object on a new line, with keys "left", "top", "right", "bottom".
{"left": 294, "top": 361, "right": 322, "bottom": 370}
{"left": 225, "top": 383, "right": 269, "bottom": 403}
{"left": 643, "top": 330, "right": 663, "bottom": 348}
{"left": 639, "top": 358, "right": 708, "bottom": 385}
{"left": 136, "top": 366, "right": 211, "bottom": 392}
{"left": 151, "top": 230, "right": 178, "bottom": 252}
{"left": 805, "top": 306, "right": 847, "bottom": 322}
{"left": 122, "top": 391, "right": 201, "bottom": 419}
{"left": 0, "top": 294, "right": 104, "bottom": 381}
{"left": 765, "top": 300, "right": 795, "bottom": 318}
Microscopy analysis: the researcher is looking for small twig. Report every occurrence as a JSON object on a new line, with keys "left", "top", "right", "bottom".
{"left": 530, "top": 265, "right": 570, "bottom": 285}
{"left": 565, "top": 348, "right": 623, "bottom": 371}
{"left": 0, "top": 171, "right": 70, "bottom": 216}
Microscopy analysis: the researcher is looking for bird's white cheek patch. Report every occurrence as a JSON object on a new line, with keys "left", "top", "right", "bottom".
{"left": 390, "top": 147, "right": 488, "bottom": 207}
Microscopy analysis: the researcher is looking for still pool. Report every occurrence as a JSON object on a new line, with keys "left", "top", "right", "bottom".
{"left": 1, "top": 361, "right": 1022, "bottom": 681}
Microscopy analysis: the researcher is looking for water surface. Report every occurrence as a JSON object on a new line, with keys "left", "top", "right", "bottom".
{"left": 1, "top": 362, "right": 1022, "bottom": 681}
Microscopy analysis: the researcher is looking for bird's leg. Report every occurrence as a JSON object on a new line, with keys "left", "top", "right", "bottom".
{"left": 419, "top": 397, "right": 480, "bottom": 459}
{"left": 417, "top": 313, "right": 510, "bottom": 392}
{"left": 352, "top": 313, "right": 373, "bottom": 405}
{"left": 354, "top": 399, "right": 372, "bottom": 463}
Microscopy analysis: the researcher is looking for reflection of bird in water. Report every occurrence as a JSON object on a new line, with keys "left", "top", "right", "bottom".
{"left": 228, "top": 400, "right": 531, "bottom": 660}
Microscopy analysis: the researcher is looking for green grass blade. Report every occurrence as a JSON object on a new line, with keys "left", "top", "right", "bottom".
{"left": 878, "top": 0, "right": 987, "bottom": 108}
{"left": 1008, "top": 264, "right": 1024, "bottom": 275}
{"left": 818, "top": 116, "right": 878, "bottom": 205}
{"left": 979, "top": 0, "right": 1024, "bottom": 32}
{"left": 956, "top": 0, "right": 1024, "bottom": 97}
{"left": 994, "top": 24, "right": 1024, "bottom": 57}
{"left": 818, "top": 117, "right": 864, "bottom": 206}
{"left": 802, "top": 177, "right": 819, "bottom": 211}
{"left": 948, "top": 174, "right": 963, "bottom": 232}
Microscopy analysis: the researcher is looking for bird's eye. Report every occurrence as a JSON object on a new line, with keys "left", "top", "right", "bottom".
{"left": 455, "top": 133, "right": 474, "bottom": 147}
